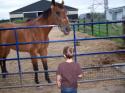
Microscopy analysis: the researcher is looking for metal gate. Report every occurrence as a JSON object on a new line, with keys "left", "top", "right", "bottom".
{"left": 0, "top": 21, "right": 125, "bottom": 89}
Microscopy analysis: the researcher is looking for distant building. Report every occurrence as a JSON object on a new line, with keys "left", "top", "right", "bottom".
{"left": 10, "top": 0, "right": 78, "bottom": 21}
{"left": 106, "top": 6, "right": 125, "bottom": 21}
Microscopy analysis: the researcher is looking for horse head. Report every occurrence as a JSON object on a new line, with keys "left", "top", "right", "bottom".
{"left": 50, "top": 0, "right": 71, "bottom": 35}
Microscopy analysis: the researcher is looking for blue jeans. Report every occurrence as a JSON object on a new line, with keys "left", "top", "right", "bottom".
{"left": 61, "top": 87, "right": 77, "bottom": 93}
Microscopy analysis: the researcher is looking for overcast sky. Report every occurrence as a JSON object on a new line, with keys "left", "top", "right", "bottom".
{"left": 0, "top": 0, "right": 125, "bottom": 20}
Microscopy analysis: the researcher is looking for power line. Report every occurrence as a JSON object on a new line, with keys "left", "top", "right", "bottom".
{"left": 88, "top": 0, "right": 107, "bottom": 13}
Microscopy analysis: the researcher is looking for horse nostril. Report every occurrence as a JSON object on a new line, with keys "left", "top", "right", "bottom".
{"left": 66, "top": 27, "right": 71, "bottom": 32}
{"left": 66, "top": 27, "right": 68, "bottom": 31}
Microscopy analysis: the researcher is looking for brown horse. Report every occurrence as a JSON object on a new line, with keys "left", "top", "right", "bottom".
{"left": 0, "top": 0, "right": 70, "bottom": 84}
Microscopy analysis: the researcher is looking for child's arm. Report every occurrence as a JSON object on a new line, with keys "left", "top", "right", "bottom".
{"left": 77, "top": 63, "right": 83, "bottom": 79}
{"left": 78, "top": 74, "right": 83, "bottom": 78}
{"left": 56, "top": 75, "right": 62, "bottom": 88}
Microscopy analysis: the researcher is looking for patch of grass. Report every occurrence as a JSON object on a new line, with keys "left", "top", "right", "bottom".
{"left": 78, "top": 22, "right": 124, "bottom": 44}
{"left": 14, "top": 20, "right": 25, "bottom": 23}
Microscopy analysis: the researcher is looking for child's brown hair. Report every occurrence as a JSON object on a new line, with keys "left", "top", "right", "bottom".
{"left": 63, "top": 46, "right": 74, "bottom": 59}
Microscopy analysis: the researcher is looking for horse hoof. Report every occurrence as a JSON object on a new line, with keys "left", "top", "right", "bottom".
{"left": 35, "top": 81, "right": 40, "bottom": 84}
{"left": 36, "top": 84, "right": 40, "bottom": 87}
{"left": 2, "top": 75, "right": 6, "bottom": 78}
{"left": 2, "top": 71, "right": 8, "bottom": 78}
{"left": 47, "top": 79, "right": 52, "bottom": 83}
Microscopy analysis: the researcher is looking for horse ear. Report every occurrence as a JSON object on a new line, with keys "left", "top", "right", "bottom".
{"left": 62, "top": 0, "right": 64, "bottom": 5}
{"left": 52, "top": 0, "right": 56, "bottom": 6}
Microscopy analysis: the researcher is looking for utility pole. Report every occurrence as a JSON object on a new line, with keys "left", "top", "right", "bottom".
{"left": 104, "top": 0, "right": 109, "bottom": 20}
{"left": 88, "top": 0, "right": 104, "bottom": 20}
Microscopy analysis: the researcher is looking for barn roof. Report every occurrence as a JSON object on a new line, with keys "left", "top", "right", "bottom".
{"left": 10, "top": 0, "right": 78, "bottom": 14}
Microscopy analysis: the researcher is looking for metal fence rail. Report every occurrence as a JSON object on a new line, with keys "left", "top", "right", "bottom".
{"left": 0, "top": 20, "right": 125, "bottom": 89}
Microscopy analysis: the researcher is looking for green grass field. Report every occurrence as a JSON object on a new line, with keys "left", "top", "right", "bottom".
{"left": 77, "top": 22, "right": 124, "bottom": 44}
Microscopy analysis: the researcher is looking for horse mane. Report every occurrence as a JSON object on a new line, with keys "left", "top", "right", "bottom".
{"left": 40, "top": 3, "right": 64, "bottom": 19}
{"left": 42, "top": 8, "right": 52, "bottom": 19}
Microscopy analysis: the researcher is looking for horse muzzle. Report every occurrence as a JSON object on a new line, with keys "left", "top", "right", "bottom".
{"left": 59, "top": 25, "right": 71, "bottom": 35}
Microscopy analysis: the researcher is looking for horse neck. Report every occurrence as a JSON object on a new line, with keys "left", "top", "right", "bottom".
{"left": 28, "top": 17, "right": 53, "bottom": 38}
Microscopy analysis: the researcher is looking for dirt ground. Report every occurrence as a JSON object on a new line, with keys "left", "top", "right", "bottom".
{"left": 0, "top": 27, "right": 125, "bottom": 93}
{"left": 0, "top": 81, "right": 125, "bottom": 93}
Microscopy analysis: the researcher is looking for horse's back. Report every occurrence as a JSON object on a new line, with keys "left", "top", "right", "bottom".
{"left": 0, "top": 22, "right": 17, "bottom": 42}
{"left": 0, "top": 22, "right": 34, "bottom": 52}
{"left": 0, "top": 22, "right": 16, "bottom": 28}
{"left": 0, "top": 23, "right": 15, "bottom": 48}
{"left": 0, "top": 20, "right": 50, "bottom": 52}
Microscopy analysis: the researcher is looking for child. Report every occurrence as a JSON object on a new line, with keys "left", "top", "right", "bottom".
{"left": 56, "top": 46, "right": 83, "bottom": 93}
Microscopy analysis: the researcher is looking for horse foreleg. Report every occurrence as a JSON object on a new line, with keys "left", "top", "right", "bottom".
{"left": 30, "top": 50, "right": 39, "bottom": 84}
{"left": 32, "top": 61, "right": 39, "bottom": 84}
{"left": 0, "top": 57, "right": 8, "bottom": 78}
{"left": 2, "top": 57, "right": 8, "bottom": 78}
{"left": 39, "top": 48, "right": 51, "bottom": 83}
{"left": 0, "top": 60, "right": 3, "bottom": 75}
{"left": 0, "top": 48, "right": 9, "bottom": 78}
{"left": 42, "top": 59, "right": 51, "bottom": 83}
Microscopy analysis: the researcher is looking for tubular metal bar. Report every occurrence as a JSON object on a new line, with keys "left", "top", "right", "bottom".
{"left": 14, "top": 30, "right": 23, "bottom": 85}
{"left": 0, "top": 70, "right": 57, "bottom": 76}
{"left": 77, "top": 50, "right": 125, "bottom": 56}
{"left": 77, "top": 35, "right": 125, "bottom": 41}
{"left": 82, "top": 63, "right": 125, "bottom": 69}
{"left": 0, "top": 55, "right": 63, "bottom": 61}
{"left": 0, "top": 77, "right": 125, "bottom": 89}
{"left": 0, "top": 63, "right": 125, "bottom": 76}
{"left": 73, "top": 25, "right": 77, "bottom": 63}
{"left": 0, "top": 50, "right": 125, "bottom": 61}
{"left": 0, "top": 20, "right": 124, "bottom": 31}
{"left": 0, "top": 82, "right": 56, "bottom": 89}
{"left": 0, "top": 35, "right": 125, "bottom": 46}
{"left": 0, "top": 39, "right": 73, "bottom": 46}
{"left": 71, "top": 20, "right": 125, "bottom": 26}
{"left": 78, "top": 77, "right": 125, "bottom": 83}
{"left": 0, "top": 25, "right": 57, "bottom": 31}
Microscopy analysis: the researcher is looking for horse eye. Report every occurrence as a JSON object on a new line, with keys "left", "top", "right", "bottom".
{"left": 56, "top": 11, "right": 60, "bottom": 16}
